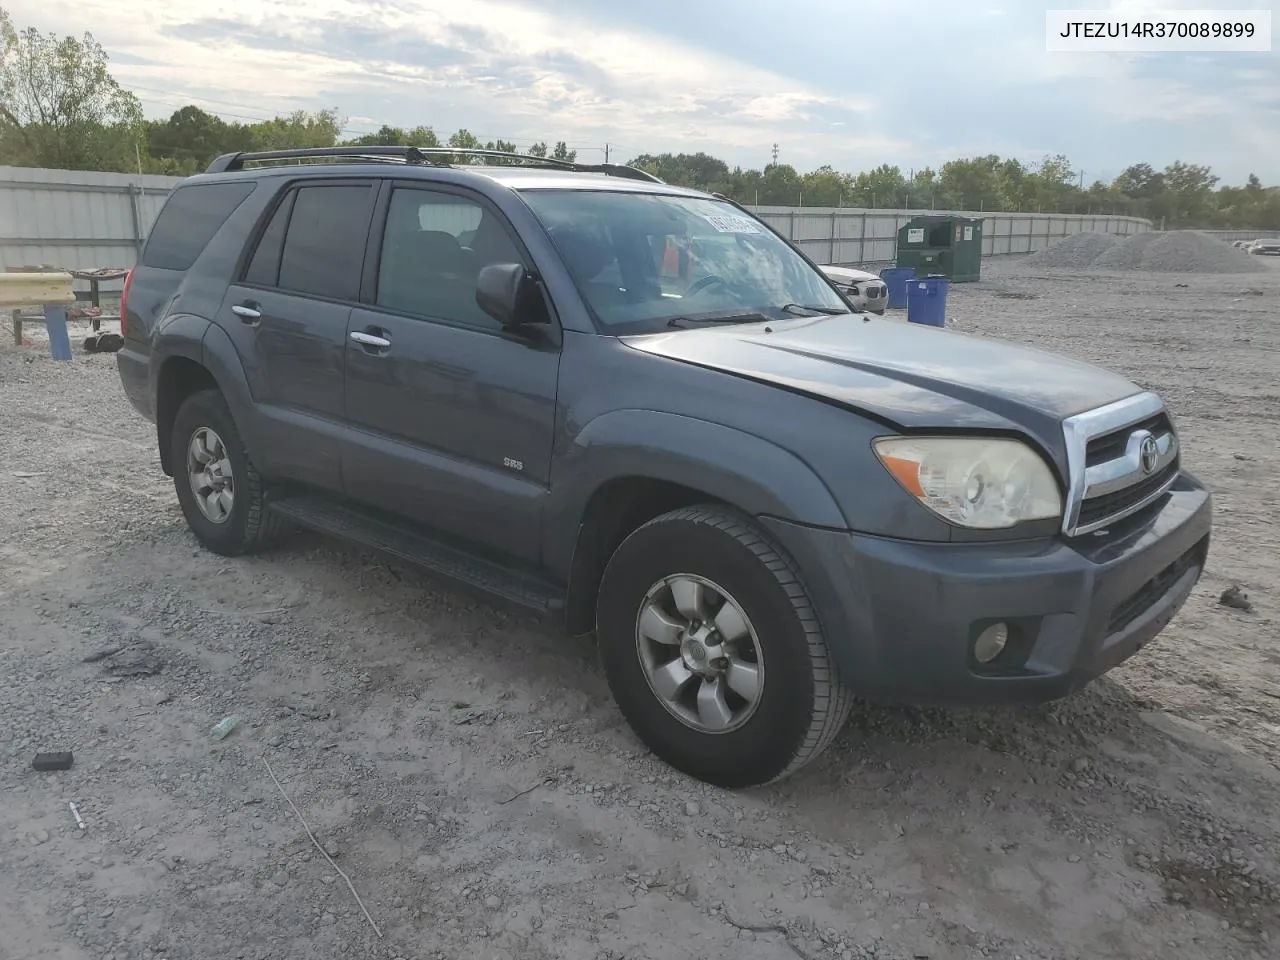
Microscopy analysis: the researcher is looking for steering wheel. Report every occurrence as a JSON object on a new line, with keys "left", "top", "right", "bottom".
{"left": 684, "top": 274, "right": 727, "bottom": 297}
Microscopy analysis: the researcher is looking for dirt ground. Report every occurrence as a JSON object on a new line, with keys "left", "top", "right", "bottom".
{"left": 2, "top": 257, "right": 1278, "bottom": 960}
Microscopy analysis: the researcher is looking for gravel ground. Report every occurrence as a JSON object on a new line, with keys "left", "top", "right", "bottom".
{"left": 3, "top": 258, "right": 1280, "bottom": 960}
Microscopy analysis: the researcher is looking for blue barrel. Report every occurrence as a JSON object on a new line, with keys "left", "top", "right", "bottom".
{"left": 906, "top": 277, "right": 949, "bottom": 327}
{"left": 879, "top": 267, "right": 916, "bottom": 309}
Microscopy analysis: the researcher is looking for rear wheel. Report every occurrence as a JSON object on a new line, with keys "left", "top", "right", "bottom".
{"left": 171, "top": 389, "right": 284, "bottom": 556}
{"left": 596, "top": 505, "right": 851, "bottom": 788}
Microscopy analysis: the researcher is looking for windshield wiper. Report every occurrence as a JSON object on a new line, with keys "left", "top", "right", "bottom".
{"left": 781, "top": 303, "right": 849, "bottom": 316}
{"left": 666, "top": 312, "right": 772, "bottom": 329}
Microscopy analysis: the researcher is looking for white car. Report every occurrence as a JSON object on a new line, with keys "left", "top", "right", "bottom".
{"left": 1249, "top": 238, "right": 1280, "bottom": 256}
{"left": 820, "top": 265, "right": 888, "bottom": 314}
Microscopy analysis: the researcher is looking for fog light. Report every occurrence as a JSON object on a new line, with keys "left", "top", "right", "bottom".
{"left": 974, "top": 623, "right": 1009, "bottom": 664}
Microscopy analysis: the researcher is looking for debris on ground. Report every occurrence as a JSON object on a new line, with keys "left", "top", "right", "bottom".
{"left": 88, "top": 640, "right": 166, "bottom": 677}
{"left": 210, "top": 715, "right": 242, "bottom": 741}
{"left": 31, "top": 751, "right": 74, "bottom": 771}
{"left": 81, "top": 331, "right": 124, "bottom": 354}
{"left": 1219, "top": 585, "right": 1254, "bottom": 612}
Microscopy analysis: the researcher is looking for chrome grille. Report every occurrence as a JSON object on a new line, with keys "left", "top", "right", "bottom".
{"left": 1062, "top": 392, "right": 1181, "bottom": 537}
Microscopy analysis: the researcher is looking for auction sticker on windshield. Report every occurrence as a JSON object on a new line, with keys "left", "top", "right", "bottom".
{"left": 703, "top": 214, "right": 761, "bottom": 234}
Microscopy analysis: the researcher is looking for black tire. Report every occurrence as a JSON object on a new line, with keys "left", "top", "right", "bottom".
{"left": 170, "top": 388, "right": 285, "bottom": 557}
{"left": 596, "top": 505, "right": 852, "bottom": 788}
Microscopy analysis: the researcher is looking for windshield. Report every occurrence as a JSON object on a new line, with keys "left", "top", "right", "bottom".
{"left": 520, "top": 190, "right": 848, "bottom": 333}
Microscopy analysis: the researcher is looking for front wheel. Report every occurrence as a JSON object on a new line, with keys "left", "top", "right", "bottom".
{"left": 596, "top": 505, "right": 852, "bottom": 788}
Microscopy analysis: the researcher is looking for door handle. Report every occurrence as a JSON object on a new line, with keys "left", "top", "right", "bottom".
{"left": 349, "top": 331, "right": 391, "bottom": 349}
{"left": 231, "top": 303, "right": 261, "bottom": 321}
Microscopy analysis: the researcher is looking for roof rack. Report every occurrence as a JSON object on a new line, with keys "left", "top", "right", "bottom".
{"left": 204, "top": 146, "right": 664, "bottom": 183}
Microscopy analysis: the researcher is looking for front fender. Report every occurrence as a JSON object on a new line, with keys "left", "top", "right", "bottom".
{"left": 544, "top": 409, "right": 848, "bottom": 577}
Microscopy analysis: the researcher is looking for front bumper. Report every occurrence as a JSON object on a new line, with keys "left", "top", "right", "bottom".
{"left": 762, "top": 472, "right": 1212, "bottom": 706}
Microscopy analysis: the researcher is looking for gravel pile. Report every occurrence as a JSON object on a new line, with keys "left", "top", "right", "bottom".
{"left": 1022, "top": 232, "right": 1120, "bottom": 269}
{"left": 1018, "top": 230, "right": 1269, "bottom": 274}
{"left": 1093, "top": 230, "right": 1269, "bottom": 273}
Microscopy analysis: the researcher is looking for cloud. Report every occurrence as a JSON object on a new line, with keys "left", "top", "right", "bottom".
{"left": 2, "top": 0, "right": 1276, "bottom": 182}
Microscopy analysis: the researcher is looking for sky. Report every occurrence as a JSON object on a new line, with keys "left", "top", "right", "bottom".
{"left": 5, "top": 0, "right": 1279, "bottom": 184}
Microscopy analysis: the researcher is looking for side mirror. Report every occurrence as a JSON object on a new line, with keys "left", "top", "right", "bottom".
{"left": 476, "top": 263, "right": 548, "bottom": 328}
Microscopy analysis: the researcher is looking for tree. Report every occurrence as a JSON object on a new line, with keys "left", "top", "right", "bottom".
{"left": 445, "top": 127, "right": 483, "bottom": 163}
{"left": 1114, "top": 162, "right": 1165, "bottom": 200}
{"left": 551, "top": 140, "right": 577, "bottom": 163}
{"left": 938, "top": 155, "right": 1003, "bottom": 211}
{"left": 0, "top": 8, "right": 143, "bottom": 170}
{"left": 850, "top": 164, "right": 906, "bottom": 208}
{"left": 1030, "top": 154, "right": 1077, "bottom": 212}
{"left": 1160, "top": 160, "right": 1218, "bottom": 227}
{"left": 345, "top": 124, "right": 440, "bottom": 148}
{"left": 145, "top": 106, "right": 250, "bottom": 173}
{"left": 630, "top": 152, "right": 730, "bottom": 189}
{"left": 247, "top": 109, "right": 342, "bottom": 151}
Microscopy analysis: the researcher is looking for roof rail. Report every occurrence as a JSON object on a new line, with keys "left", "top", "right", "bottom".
{"left": 204, "top": 146, "right": 664, "bottom": 183}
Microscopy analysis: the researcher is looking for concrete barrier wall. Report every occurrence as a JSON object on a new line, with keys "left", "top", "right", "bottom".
{"left": 746, "top": 206, "right": 1153, "bottom": 267}
{"left": 1, "top": 166, "right": 1158, "bottom": 279}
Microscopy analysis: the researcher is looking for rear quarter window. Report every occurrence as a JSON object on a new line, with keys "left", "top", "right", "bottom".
{"left": 141, "top": 181, "right": 257, "bottom": 271}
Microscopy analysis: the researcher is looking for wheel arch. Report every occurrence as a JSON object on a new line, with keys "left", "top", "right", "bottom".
{"left": 553, "top": 410, "right": 848, "bottom": 636}
{"left": 152, "top": 318, "right": 262, "bottom": 477}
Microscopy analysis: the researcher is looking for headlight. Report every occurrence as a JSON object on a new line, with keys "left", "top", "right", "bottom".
{"left": 873, "top": 436, "right": 1062, "bottom": 529}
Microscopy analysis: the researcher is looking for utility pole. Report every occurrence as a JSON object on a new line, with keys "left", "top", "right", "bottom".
{"left": 604, "top": 143, "right": 610, "bottom": 163}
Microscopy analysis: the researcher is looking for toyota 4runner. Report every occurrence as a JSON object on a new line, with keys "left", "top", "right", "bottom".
{"left": 116, "top": 146, "right": 1212, "bottom": 788}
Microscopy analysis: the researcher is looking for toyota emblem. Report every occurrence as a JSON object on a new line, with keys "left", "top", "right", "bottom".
{"left": 1139, "top": 434, "right": 1159, "bottom": 474}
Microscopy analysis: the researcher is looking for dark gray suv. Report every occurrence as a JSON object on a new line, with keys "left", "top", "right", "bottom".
{"left": 116, "top": 146, "right": 1212, "bottom": 788}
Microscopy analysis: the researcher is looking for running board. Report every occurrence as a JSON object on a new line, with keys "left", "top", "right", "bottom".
{"left": 268, "top": 494, "right": 566, "bottom": 614}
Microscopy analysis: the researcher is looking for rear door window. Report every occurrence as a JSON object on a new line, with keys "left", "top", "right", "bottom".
{"left": 276, "top": 184, "right": 374, "bottom": 302}
{"left": 141, "top": 181, "right": 257, "bottom": 271}
{"left": 242, "top": 191, "right": 295, "bottom": 287}
{"left": 240, "top": 182, "right": 375, "bottom": 302}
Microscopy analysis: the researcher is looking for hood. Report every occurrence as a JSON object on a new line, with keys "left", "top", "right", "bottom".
{"left": 820, "top": 265, "right": 879, "bottom": 284}
{"left": 623, "top": 315, "right": 1142, "bottom": 439}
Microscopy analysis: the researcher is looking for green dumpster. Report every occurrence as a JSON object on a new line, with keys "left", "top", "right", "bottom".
{"left": 895, "top": 215, "right": 983, "bottom": 282}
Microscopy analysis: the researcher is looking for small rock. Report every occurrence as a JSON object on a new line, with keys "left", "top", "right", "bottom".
{"left": 1218, "top": 585, "right": 1253, "bottom": 612}
{"left": 323, "top": 842, "right": 340, "bottom": 858}
{"left": 321, "top": 912, "right": 336, "bottom": 925}
{"left": 685, "top": 801, "right": 701, "bottom": 817}
{"left": 773, "top": 844, "right": 787, "bottom": 855}
{"left": 484, "top": 895, "right": 501, "bottom": 910}
{"left": 1070, "top": 758, "right": 1091, "bottom": 774}
{"left": 1068, "top": 854, "right": 1082, "bottom": 863}
{"left": 895, "top": 823, "right": 906, "bottom": 837}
